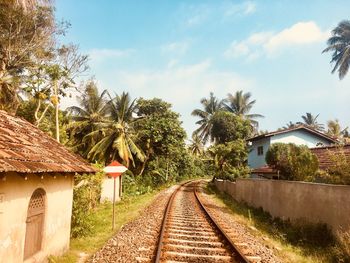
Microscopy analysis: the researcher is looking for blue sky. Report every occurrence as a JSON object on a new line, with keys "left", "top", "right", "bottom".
{"left": 56, "top": 0, "right": 350, "bottom": 138}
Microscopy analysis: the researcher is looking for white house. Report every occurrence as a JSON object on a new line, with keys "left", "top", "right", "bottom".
{"left": 247, "top": 125, "right": 337, "bottom": 178}
{"left": 0, "top": 110, "right": 95, "bottom": 263}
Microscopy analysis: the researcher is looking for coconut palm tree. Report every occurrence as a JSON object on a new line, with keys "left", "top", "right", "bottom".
{"left": 192, "top": 92, "right": 222, "bottom": 144}
{"left": 297, "top": 113, "right": 324, "bottom": 131}
{"left": 189, "top": 135, "right": 204, "bottom": 156}
{"left": 87, "top": 92, "right": 144, "bottom": 167}
{"left": 327, "top": 119, "right": 348, "bottom": 139}
{"left": 283, "top": 121, "right": 297, "bottom": 129}
{"left": 66, "top": 81, "right": 109, "bottom": 157}
{"left": 223, "top": 91, "right": 263, "bottom": 128}
{"left": 323, "top": 20, "right": 350, "bottom": 79}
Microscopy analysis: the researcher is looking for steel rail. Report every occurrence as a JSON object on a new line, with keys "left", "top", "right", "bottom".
{"left": 194, "top": 181, "right": 250, "bottom": 263}
{"left": 154, "top": 181, "right": 192, "bottom": 262}
{"left": 155, "top": 180, "right": 250, "bottom": 263}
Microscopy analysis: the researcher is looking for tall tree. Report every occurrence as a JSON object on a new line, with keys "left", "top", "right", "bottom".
{"left": 67, "top": 81, "right": 108, "bottom": 157}
{"left": 189, "top": 135, "right": 204, "bottom": 157}
{"left": 134, "top": 98, "right": 187, "bottom": 176}
{"left": 210, "top": 111, "right": 252, "bottom": 144}
{"left": 298, "top": 112, "right": 325, "bottom": 131}
{"left": 326, "top": 119, "right": 348, "bottom": 139}
{"left": 87, "top": 92, "right": 144, "bottom": 167}
{"left": 0, "top": 0, "right": 57, "bottom": 113}
{"left": 223, "top": 91, "right": 263, "bottom": 128}
{"left": 192, "top": 92, "right": 222, "bottom": 144}
{"left": 46, "top": 44, "right": 89, "bottom": 142}
{"left": 323, "top": 20, "right": 350, "bottom": 80}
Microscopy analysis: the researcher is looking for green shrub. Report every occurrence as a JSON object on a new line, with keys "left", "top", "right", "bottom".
{"left": 266, "top": 143, "right": 319, "bottom": 181}
{"left": 324, "top": 149, "right": 350, "bottom": 185}
{"left": 71, "top": 166, "right": 104, "bottom": 238}
{"left": 208, "top": 140, "right": 250, "bottom": 181}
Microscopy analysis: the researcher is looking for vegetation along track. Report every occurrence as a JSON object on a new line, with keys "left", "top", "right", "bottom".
{"left": 155, "top": 180, "right": 251, "bottom": 263}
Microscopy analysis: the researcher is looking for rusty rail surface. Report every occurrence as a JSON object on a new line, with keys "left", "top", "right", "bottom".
{"left": 154, "top": 180, "right": 250, "bottom": 263}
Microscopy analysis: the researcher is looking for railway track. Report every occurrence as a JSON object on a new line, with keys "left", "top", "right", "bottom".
{"left": 155, "top": 181, "right": 251, "bottom": 263}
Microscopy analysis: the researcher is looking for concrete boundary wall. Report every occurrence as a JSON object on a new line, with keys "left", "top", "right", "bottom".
{"left": 214, "top": 179, "right": 350, "bottom": 233}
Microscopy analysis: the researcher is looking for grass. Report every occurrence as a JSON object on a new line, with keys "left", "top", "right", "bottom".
{"left": 206, "top": 182, "right": 350, "bottom": 263}
{"left": 49, "top": 191, "right": 160, "bottom": 263}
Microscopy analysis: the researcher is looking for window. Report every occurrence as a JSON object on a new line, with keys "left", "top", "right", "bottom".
{"left": 257, "top": 146, "right": 264, "bottom": 156}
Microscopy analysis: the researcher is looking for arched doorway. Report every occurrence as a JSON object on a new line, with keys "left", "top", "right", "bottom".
{"left": 23, "top": 188, "right": 46, "bottom": 260}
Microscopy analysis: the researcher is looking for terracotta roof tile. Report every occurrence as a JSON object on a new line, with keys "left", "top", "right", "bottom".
{"left": 0, "top": 110, "right": 96, "bottom": 174}
{"left": 311, "top": 145, "right": 350, "bottom": 170}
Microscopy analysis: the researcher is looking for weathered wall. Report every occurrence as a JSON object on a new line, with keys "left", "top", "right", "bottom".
{"left": 214, "top": 179, "right": 350, "bottom": 233}
{"left": 0, "top": 172, "right": 74, "bottom": 263}
{"left": 100, "top": 175, "right": 121, "bottom": 202}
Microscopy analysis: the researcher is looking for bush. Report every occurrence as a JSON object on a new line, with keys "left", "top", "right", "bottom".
{"left": 324, "top": 149, "right": 350, "bottom": 185}
{"left": 71, "top": 166, "right": 104, "bottom": 238}
{"left": 208, "top": 140, "right": 250, "bottom": 181}
{"left": 266, "top": 143, "right": 319, "bottom": 181}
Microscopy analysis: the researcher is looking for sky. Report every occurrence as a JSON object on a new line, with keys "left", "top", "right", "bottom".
{"left": 56, "top": 0, "right": 350, "bottom": 138}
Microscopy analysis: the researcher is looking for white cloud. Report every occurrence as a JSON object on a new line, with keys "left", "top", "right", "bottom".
{"left": 162, "top": 41, "right": 190, "bottom": 55}
{"left": 224, "top": 21, "right": 329, "bottom": 60}
{"left": 264, "top": 21, "right": 329, "bottom": 54}
{"left": 88, "top": 48, "right": 134, "bottom": 63}
{"left": 184, "top": 5, "right": 210, "bottom": 27}
{"left": 224, "top": 1, "right": 256, "bottom": 17}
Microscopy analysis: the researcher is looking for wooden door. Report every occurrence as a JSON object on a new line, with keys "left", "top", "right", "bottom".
{"left": 23, "top": 188, "right": 46, "bottom": 260}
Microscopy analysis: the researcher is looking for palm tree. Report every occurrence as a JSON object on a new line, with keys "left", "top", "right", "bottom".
{"left": 223, "top": 91, "right": 263, "bottom": 128}
{"left": 297, "top": 113, "right": 324, "bottom": 131}
{"left": 283, "top": 121, "right": 297, "bottom": 129}
{"left": 87, "top": 92, "right": 144, "bottom": 167}
{"left": 327, "top": 119, "right": 348, "bottom": 139}
{"left": 323, "top": 20, "right": 350, "bottom": 79}
{"left": 192, "top": 92, "right": 222, "bottom": 144}
{"left": 189, "top": 135, "right": 204, "bottom": 156}
{"left": 66, "top": 81, "right": 109, "bottom": 157}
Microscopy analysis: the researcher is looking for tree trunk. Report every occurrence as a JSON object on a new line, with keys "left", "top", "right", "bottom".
{"left": 54, "top": 81, "right": 60, "bottom": 143}
{"left": 35, "top": 104, "right": 50, "bottom": 126}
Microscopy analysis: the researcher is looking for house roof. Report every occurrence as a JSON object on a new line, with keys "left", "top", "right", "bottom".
{"left": 310, "top": 144, "right": 350, "bottom": 170}
{"left": 0, "top": 110, "right": 96, "bottom": 174}
{"left": 247, "top": 125, "right": 337, "bottom": 144}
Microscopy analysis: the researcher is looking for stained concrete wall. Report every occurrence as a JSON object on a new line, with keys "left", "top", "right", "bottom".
{"left": 214, "top": 178, "right": 350, "bottom": 233}
{"left": 0, "top": 172, "right": 74, "bottom": 263}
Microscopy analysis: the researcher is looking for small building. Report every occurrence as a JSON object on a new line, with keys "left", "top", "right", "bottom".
{"left": 247, "top": 125, "right": 337, "bottom": 178}
{"left": 0, "top": 110, "right": 95, "bottom": 263}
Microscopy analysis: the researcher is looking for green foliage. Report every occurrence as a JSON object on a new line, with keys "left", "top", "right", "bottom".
{"left": 16, "top": 99, "right": 70, "bottom": 143}
{"left": 87, "top": 92, "right": 144, "bottom": 167}
{"left": 323, "top": 20, "right": 350, "bottom": 80}
{"left": 314, "top": 148, "right": 350, "bottom": 185}
{"left": 208, "top": 139, "right": 250, "bottom": 181}
{"left": 266, "top": 143, "right": 319, "bottom": 181}
{"left": 191, "top": 92, "right": 223, "bottom": 144}
{"left": 211, "top": 111, "right": 252, "bottom": 143}
{"left": 71, "top": 167, "right": 104, "bottom": 238}
{"left": 0, "top": 1, "right": 56, "bottom": 113}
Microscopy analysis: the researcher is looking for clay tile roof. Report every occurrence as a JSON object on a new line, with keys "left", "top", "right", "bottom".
{"left": 0, "top": 110, "right": 96, "bottom": 174}
{"left": 247, "top": 125, "right": 337, "bottom": 144}
{"left": 310, "top": 144, "right": 350, "bottom": 170}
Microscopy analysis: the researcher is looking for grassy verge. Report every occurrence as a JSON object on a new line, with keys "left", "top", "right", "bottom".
{"left": 49, "top": 191, "right": 159, "bottom": 263}
{"left": 206, "top": 182, "right": 349, "bottom": 263}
